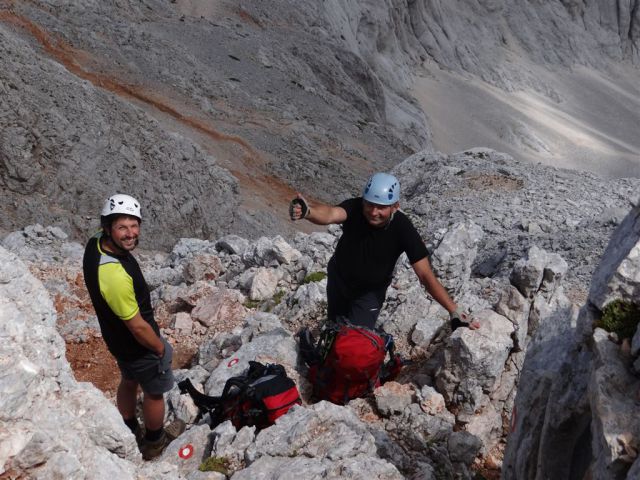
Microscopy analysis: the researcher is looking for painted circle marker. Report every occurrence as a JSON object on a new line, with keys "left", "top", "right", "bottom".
{"left": 178, "top": 444, "right": 194, "bottom": 459}
{"left": 227, "top": 358, "right": 239, "bottom": 368}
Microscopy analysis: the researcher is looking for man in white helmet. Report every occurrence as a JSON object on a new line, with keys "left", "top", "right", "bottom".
{"left": 83, "top": 194, "right": 184, "bottom": 460}
{"left": 290, "top": 173, "right": 479, "bottom": 331}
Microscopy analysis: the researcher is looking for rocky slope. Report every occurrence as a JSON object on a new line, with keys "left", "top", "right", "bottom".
{"left": 2, "top": 150, "right": 640, "bottom": 479}
{"left": 1, "top": 0, "right": 639, "bottom": 247}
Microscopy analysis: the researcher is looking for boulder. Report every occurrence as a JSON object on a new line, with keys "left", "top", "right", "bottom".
{"left": 204, "top": 330, "right": 298, "bottom": 396}
{"left": 494, "top": 285, "right": 530, "bottom": 350}
{"left": 215, "top": 234, "right": 250, "bottom": 256}
{"left": 184, "top": 254, "right": 224, "bottom": 284}
{"left": 441, "top": 310, "right": 514, "bottom": 394}
{"left": 589, "top": 328, "right": 640, "bottom": 479}
{"left": 374, "top": 382, "right": 415, "bottom": 417}
{"left": 191, "top": 288, "right": 247, "bottom": 329}
{"left": 430, "top": 222, "right": 484, "bottom": 297}
{"left": 447, "top": 430, "right": 482, "bottom": 464}
{"left": 0, "top": 246, "right": 182, "bottom": 478}
{"left": 173, "top": 312, "right": 194, "bottom": 335}
{"left": 510, "top": 246, "right": 567, "bottom": 299}
{"left": 249, "top": 268, "right": 280, "bottom": 301}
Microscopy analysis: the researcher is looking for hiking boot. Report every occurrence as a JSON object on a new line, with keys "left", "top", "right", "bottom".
{"left": 140, "top": 419, "right": 186, "bottom": 461}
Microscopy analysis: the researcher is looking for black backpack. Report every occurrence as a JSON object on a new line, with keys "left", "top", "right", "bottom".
{"left": 179, "top": 361, "right": 302, "bottom": 430}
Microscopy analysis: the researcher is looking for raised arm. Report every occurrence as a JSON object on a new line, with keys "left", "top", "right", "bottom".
{"left": 289, "top": 193, "right": 347, "bottom": 225}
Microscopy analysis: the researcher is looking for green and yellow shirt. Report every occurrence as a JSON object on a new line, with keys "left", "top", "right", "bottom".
{"left": 83, "top": 233, "right": 160, "bottom": 361}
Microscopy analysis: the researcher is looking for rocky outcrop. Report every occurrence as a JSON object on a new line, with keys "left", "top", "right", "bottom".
{"left": 0, "top": 246, "right": 182, "bottom": 479}
{"left": 503, "top": 203, "right": 640, "bottom": 479}
{"left": 394, "top": 149, "right": 639, "bottom": 289}
{"left": 2, "top": 149, "right": 640, "bottom": 478}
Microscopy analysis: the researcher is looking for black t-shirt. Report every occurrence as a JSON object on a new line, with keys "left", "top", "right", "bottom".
{"left": 330, "top": 197, "right": 428, "bottom": 292}
{"left": 83, "top": 233, "right": 160, "bottom": 361}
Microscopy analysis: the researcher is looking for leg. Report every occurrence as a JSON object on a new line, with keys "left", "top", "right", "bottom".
{"left": 142, "top": 392, "right": 165, "bottom": 431}
{"left": 348, "top": 286, "right": 387, "bottom": 330}
{"left": 326, "top": 262, "right": 350, "bottom": 322}
{"left": 117, "top": 376, "right": 139, "bottom": 420}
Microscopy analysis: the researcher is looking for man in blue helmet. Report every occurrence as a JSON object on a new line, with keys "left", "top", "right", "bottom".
{"left": 290, "top": 173, "right": 478, "bottom": 331}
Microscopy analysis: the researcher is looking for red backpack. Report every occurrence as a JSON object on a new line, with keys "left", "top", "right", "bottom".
{"left": 305, "top": 323, "right": 402, "bottom": 405}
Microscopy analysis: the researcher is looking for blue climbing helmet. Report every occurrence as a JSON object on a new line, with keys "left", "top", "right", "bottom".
{"left": 362, "top": 173, "right": 400, "bottom": 205}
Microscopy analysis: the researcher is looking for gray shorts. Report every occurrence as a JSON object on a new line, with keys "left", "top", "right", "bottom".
{"left": 117, "top": 352, "right": 175, "bottom": 395}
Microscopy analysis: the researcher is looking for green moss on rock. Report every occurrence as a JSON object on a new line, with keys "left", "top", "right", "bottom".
{"left": 302, "top": 271, "right": 327, "bottom": 284}
{"left": 595, "top": 300, "right": 640, "bottom": 340}
{"left": 199, "top": 456, "right": 230, "bottom": 474}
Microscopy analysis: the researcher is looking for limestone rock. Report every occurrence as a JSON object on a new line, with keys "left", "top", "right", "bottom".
{"left": 589, "top": 328, "right": 640, "bottom": 479}
{"left": 0, "top": 246, "right": 183, "bottom": 478}
{"left": 510, "top": 246, "right": 567, "bottom": 299}
{"left": 238, "top": 402, "right": 403, "bottom": 479}
{"left": 419, "top": 386, "right": 447, "bottom": 417}
{"left": 447, "top": 430, "right": 482, "bottom": 464}
{"left": 430, "top": 221, "right": 484, "bottom": 297}
{"left": 249, "top": 268, "right": 280, "bottom": 301}
{"left": 494, "top": 285, "right": 530, "bottom": 350}
{"left": 215, "top": 235, "right": 250, "bottom": 256}
{"left": 374, "top": 382, "right": 415, "bottom": 417}
{"left": 173, "top": 312, "right": 194, "bottom": 335}
{"left": 191, "top": 288, "right": 247, "bottom": 329}
{"left": 589, "top": 205, "right": 640, "bottom": 310}
{"left": 204, "top": 330, "right": 298, "bottom": 396}
{"left": 449, "top": 310, "right": 513, "bottom": 389}
{"left": 184, "top": 254, "right": 224, "bottom": 284}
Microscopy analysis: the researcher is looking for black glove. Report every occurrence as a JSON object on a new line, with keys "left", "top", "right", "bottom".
{"left": 289, "top": 196, "right": 310, "bottom": 221}
{"left": 450, "top": 308, "right": 470, "bottom": 331}
{"left": 158, "top": 337, "right": 173, "bottom": 374}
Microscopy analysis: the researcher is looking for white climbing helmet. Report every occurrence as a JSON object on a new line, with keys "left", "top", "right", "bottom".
{"left": 362, "top": 173, "right": 400, "bottom": 205}
{"left": 100, "top": 194, "right": 141, "bottom": 221}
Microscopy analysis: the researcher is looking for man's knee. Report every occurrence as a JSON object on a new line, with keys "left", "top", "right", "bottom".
{"left": 144, "top": 392, "right": 164, "bottom": 402}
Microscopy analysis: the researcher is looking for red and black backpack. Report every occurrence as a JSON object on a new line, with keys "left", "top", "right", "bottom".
{"left": 179, "top": 361, "right": 301, "bottom": 430}
{"left": 301, "top": 322, "right": 403, "bottom": 405}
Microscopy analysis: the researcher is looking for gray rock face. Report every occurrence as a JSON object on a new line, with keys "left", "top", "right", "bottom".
{"left": 0, "top": 21, "right": 238, "bottom": 250}
{"left": 589, "top": 205, "right": 640, "bottom": 309}
{"left": 410, "top": 0, "right": 640, "bottom": 88}
{"left": 590, "top": 329, "right": 640, "bottom": 478}
{"left": 395, "top": 149, "right": 638, "bottom": 290}
{"left": 504, "top": 203, "right": 640, "bottom": 480}
{"left": 0, "top": 246, "right": 181, "bottom": 479}
{"left": 2, "top": 0, "right": 638, "bottom": 246}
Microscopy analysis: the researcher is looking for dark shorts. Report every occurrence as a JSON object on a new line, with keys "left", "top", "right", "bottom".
{"left": 326, "top": 260, "right": 388, "bottom": 330}
{"left": 117, "top": 352, "right": 175, "bottom": 395}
